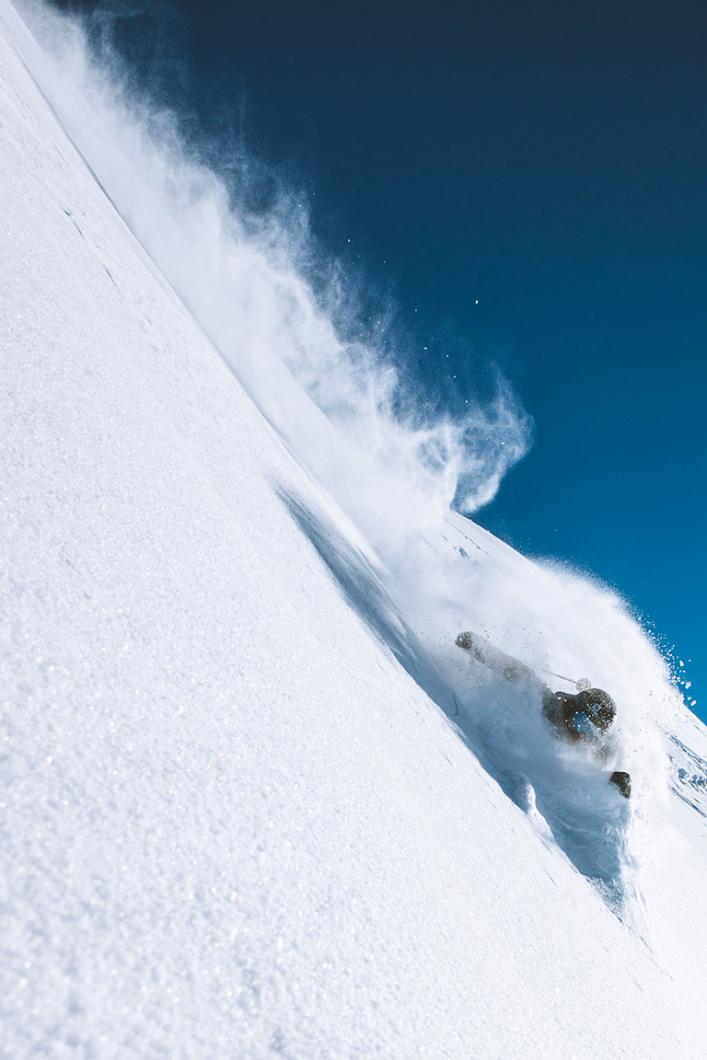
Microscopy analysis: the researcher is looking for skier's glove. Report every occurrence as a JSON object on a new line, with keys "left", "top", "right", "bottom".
{"left": 609, "top": 770, "right": 632, "bottom": 799}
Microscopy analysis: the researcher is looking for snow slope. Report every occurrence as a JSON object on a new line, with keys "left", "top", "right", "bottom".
{"left": 1, "top": 1, "right": 706, "bottom": 1055}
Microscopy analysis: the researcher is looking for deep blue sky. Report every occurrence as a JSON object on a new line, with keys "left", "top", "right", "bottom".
{"left": 59, "top": 2, "right": 706, "bottom": 719}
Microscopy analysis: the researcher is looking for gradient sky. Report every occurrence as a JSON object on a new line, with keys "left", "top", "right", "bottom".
{"left": 57, "top": 2, "right": 706, "bottom": 719}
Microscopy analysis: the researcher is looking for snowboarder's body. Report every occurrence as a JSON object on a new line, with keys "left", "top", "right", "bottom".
{"left": 455, "top": 631, "right": 631, "bottom": 798}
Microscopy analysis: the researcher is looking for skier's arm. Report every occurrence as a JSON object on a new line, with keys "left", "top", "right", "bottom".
{"left": 596, "top": 736, "right": 631, "bottom": 797}
{"left": 594, "top": 738, "right": 614, "bottom": 766}
{"left": 455, "top": 632, "right": 543, "bottom": 687}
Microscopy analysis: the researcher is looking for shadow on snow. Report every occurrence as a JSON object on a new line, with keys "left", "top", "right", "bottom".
{"left": 278, "top": 486, "right": 632, "bottom": 914}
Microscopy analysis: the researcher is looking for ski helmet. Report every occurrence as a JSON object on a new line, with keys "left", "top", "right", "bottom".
{"left": 574, "top": 688, "right": 616, "bottom": 731}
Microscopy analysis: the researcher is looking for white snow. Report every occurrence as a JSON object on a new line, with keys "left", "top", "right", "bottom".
{"left": 1, "top": 1, "right": 706, "bottom": 1056}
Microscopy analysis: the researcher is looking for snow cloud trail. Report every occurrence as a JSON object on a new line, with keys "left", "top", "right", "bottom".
{"left": 389, "top": 516, "right": 680, "bottom": 915}
{"left": 13, "top": 0, "right": 530, "bottom": 556}
{"left": 11, "top": 0, "right": 687, "bottom": 909}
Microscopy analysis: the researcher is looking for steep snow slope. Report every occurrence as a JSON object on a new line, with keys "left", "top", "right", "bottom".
{"left": 1, "top": 2, "right": 706, "bottom": 1056}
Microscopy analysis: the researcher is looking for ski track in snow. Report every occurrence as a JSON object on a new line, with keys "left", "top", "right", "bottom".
{"left": 2, "top": 1, "right": 707, "bottom": 1056}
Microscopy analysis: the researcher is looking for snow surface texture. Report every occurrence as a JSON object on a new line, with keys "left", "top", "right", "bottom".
{"left": 1, "top": 1, "right": 706, "bottom": 1055}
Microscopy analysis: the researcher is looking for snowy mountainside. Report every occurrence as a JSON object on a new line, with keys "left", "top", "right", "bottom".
{"left": 1, "top": 1, "right": 707, "bottom": 1056}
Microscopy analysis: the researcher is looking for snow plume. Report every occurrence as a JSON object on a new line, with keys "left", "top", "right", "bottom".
{"left": 12, "top": 0, "right": 530, "bottom": 553}
{"left": 374, "top": 511, "right": 681, "bottom": 918}
{"left": 10, "top": 0, "right": 685, "bottom": 913}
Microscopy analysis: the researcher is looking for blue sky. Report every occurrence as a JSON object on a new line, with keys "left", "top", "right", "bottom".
{"left": 61, "top": 2, "right": 706, "bottom": 719}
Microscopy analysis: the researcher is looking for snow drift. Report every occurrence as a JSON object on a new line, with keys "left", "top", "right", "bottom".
{"left": 1, "top": 0, "right": 706, "bottom": 1055}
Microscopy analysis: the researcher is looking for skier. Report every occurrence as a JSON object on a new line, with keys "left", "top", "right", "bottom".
{"left": 455, "top": 631, "right": 632, "bottom": 798}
